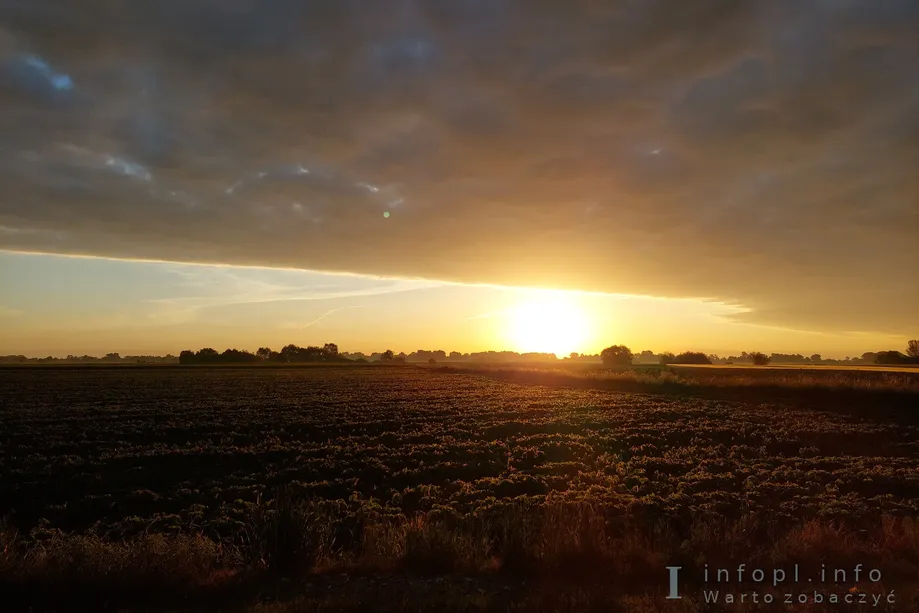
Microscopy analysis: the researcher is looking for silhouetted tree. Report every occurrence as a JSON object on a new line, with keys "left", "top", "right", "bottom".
{"left": 600, "top": 345, "right": 633, "bottom": 366}
{"left": 323, "top": 343, "right": 339, "bottom": 358}
{"left": 672, "top": 351, "right": 712, "bottom": 365}
{"left": 279, "top": 344, "right": 300, "bottom": 363}
{"left": 256, "top": 347, "right": 272, "bottom": 361}
{"left": 907, "top": 340, "right": 919, "bottom": 359}
{"left": 749, "top": 352, "right": 771, "bottom": 366}
{"left": 875, "top": 350, "right": 906, "bottom": 365}
{"left": 195, "top": 348, "right": 220, "bottom": 364}
{"left": 381, "top": 350, "right": 394, "bottom": 362}
{"left": 659, "top": 352, "right": 676, "bottom": 365}
{"left": 219, "top": 348, "right": 259, "bottom": 363}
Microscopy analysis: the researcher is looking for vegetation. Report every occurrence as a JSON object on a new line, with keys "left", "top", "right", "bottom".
{"left": 657, "top": 351, "right": 676, "bottom": 365}
{"left": 5, "top": 340, "right": 918, "bottom": 367}
{"left": 669, "top": 351, "right": 712, "bottom": 365}
{"left": 0, "top": 352, "right": 178, "bottom": 364}
{"left": 599, "top": 345, "right": 632, "bottom": 366}
{"left": 3, "top": 366, "right": 919, "bottom": 610}
{"left": 179, "top": 344, "right": 347, "bottom": 364}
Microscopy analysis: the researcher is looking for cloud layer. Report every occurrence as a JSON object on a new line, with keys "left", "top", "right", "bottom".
{"left": 1, "top": 1, "right": 917, "bottom": 335}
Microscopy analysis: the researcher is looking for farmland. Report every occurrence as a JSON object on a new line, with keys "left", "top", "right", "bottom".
{"left": 3, "top": 365, "right": 919, "bottom": 611}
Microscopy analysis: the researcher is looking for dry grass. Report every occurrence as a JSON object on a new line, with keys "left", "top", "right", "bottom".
{"left": 432, "top": 363, "right": 919, "bottom": 393}
{"left": 1, "top": 522, "right": 234, "bottom": 610}
{"left": 5, "top": 500, "right": 919, "bottom": 611}
{"left": 429, "top": 364, "right": 919, "bottom": 421}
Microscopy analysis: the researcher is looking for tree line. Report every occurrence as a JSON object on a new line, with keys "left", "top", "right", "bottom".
{"left": 0, "top": 353, "right": 178, "bottom": 364}
{"left": 599, "top": 341, "right": 919, "bottom": 367}
{"left": 178, "top": 344, "right": 348, "bottom": 364}
{"left": 4, "top": 340, "right": 917, "bottom": 366}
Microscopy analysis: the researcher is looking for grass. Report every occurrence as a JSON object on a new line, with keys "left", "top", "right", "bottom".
{"left": 429, "top": 363, "right": 919, "bottom": 420}
{"left": 3, "top": 498, "right": 919, "bottom": 611}
{"left": 428, "top": 362, "right": 919, "bottom": 391}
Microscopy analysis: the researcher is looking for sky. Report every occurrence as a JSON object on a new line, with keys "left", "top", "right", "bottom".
{"left": 0, "top": 251, "right": 908, "bottom": 358}
{"left": 0, "top": 1, "right": 917, "bottom": 358}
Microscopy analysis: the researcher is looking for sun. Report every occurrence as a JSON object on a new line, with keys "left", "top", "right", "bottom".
{"left": 505, "top": 293, "right": 591, "bottom": 356}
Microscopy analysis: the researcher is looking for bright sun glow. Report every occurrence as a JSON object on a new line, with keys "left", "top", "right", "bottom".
{"left": 505, "top": 293, "right": 591, "bottom": 356}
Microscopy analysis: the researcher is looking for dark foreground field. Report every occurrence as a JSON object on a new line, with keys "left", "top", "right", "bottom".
{"left": 2, "top": 365, "right": 919, "bottom": 611}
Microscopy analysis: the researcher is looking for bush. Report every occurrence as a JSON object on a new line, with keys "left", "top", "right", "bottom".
{"left": 750, "top": 352, "right": 771, "bottom": 366}
{"left": 600, "top": 345, "right": 633, "bottom": 366}
{"left": 875, "top": 350, "right": 908, "bottom": 365}
{"left": 672, "top": 352, "right": 712, "bottom": 365}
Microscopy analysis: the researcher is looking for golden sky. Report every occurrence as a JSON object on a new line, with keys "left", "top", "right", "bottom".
{"left": 0, "top": 252, "right": 907, "bottom": 358}
{"left": 1, "top": 2, "right": 917, "bottom": 353}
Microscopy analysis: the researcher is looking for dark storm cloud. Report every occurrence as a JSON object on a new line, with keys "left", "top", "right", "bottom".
{"left": 1, "top": 0, "right": 917, "bottom": 334}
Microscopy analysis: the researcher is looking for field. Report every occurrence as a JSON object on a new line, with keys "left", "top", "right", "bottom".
{"left": 3, "top": 365, "right": 919, "bottom": 612}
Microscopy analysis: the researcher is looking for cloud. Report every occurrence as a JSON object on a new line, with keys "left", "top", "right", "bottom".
{"left": 143, "top": 265, "right": 440, "bottom": 322}
{"left": 283, "top": 305, "right": 369, "bottom": 330}
{"left": 0, "top": 1, "right": 917, "bottom": 335}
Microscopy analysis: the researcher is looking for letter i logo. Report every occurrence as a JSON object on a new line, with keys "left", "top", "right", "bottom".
{"left": 667, "top": 567, "right": 682, "bottom": 599}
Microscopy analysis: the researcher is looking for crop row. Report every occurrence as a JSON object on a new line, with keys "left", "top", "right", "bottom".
{"left": 2, "top": 367, "right": 918, "bottom": 543}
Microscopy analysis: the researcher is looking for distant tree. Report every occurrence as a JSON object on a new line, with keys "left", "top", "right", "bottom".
{"left": 279, "top": 344, "right": 303, "bottom": 363}
{"left": 810, "top": 354, "right": 822, "bottom": 364}
{"left": 449, "top": 351, "right": 462, "bottom": 360}
{"left": 749, "top": 352, "right": 771, "bottom": 366}
{"left": 875, "top": 350, "right": 906, "bottom": 365}
{"left": 195, "top": 348, "right": 220, "bottom": 364}
{"left": 179, "top": 350, "right": 196, "bottom": 365}
{"left": 570, "top": 352, "right": 579, "bottom": 360}
{"left": 600, "top": 345, "right": 633, "bottom": 366}
{"left": 907, "top": 340, "right": 919, "bottom": 359}
{"left": 672, "top": 351, "right": 712, "bottom": 365}
{"left": 256, "top": 347, "right": 272, "bottom": 361}
{"left": 381, "top": 350, "right": 394, "bottom": 362}
{"left": 659, "top": 352, "right": 675, "bottom": 365}
{"left": 218, "top": 348, "right": 259, "bottom": 363}
{"left": 392, "top": 356, "right": 406, "bottom": 364}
